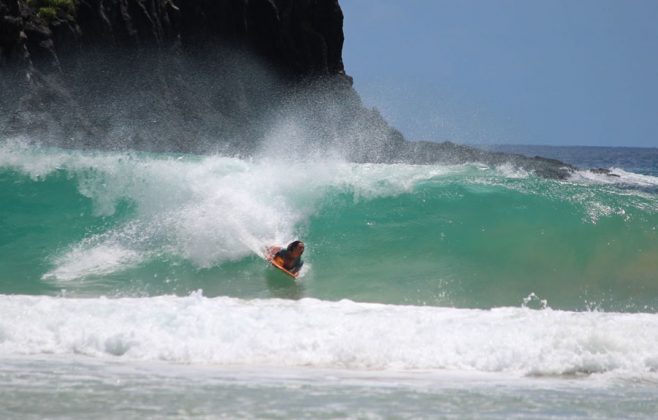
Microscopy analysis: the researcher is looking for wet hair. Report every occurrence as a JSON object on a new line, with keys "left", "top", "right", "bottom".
{"left": 287, "top": 240, "right": 303, "bottom": 252}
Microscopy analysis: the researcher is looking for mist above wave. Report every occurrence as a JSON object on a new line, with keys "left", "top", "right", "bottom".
{"left": 1, "top": 44, "right": 579, "bottom": 179}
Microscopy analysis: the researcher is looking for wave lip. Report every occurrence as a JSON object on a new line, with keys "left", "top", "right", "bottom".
{"left": 1, "top": 294, "right": 657, "bottom": 377}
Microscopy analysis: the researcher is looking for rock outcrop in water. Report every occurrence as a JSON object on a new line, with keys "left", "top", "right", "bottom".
{"left": 1, "top": 0, "right": 576, "bottom": 178}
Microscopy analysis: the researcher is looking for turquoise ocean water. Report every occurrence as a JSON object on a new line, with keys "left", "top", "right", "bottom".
{"left": 1, "top": 140, "right": 658, "bottom": 418}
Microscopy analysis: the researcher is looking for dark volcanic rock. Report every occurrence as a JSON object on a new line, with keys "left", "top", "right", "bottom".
{"left": 1, "top": 0, "right": 578, "bottom": 179}
{"left": 1, "top": 0, "right": 356, "bottom": 151}
{"left": 589, "top": 167, "right": 620, "bottom": 177}
{"left": 398, "top": 141, "right": 577, "bottom": 179}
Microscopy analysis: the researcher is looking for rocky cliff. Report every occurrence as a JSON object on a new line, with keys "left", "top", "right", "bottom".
{"left": 1, "top": 0, "right": 577, "bottom": 178}
{"left": 1, "top": 0, "right": 379, "bottom": 151}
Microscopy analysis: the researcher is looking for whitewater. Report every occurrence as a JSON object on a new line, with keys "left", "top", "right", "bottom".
{"left": 1, "top": 140, "right": 658, "bottom": 418}
{"left": 3, "top": 293, "right": 658, "bottom": 374}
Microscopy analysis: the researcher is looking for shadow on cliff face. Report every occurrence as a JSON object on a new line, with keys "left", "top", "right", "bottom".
{"left": 1, "top": 0, "right": 378, "bottom": 155}
{"left": 2, "top": 47, "right": 286, "bottom": 153}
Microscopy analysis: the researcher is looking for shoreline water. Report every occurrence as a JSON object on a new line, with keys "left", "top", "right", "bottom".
{"left": 2, "top": 354, "right": 657, "bottom": 419}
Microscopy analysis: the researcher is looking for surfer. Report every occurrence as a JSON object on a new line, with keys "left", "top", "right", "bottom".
{"left": 272, "top": 240, "right": 305, "bottom": 274}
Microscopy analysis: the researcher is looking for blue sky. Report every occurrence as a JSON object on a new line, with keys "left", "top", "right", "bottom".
{"left": 341, "top": 0, "right": 658, "bottom": 147}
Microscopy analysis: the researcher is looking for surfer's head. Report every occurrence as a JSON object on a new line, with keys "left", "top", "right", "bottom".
{"left": 287, "top": 240, "right": 304, "bottom": 257}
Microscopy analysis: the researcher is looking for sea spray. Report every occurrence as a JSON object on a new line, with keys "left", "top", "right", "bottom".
{"left": 1, "top": 142, "right": 657, "bottom": 310}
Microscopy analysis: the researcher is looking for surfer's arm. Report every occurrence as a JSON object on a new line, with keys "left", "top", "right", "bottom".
{"left": 289, "top": 260, "right": 303, "bottom": 274}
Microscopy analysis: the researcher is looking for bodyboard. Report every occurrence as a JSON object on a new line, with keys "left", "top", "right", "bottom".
{"left": 264, "top": 246, "right": 299, "bottom": 279}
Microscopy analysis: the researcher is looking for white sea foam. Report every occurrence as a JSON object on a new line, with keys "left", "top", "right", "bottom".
{"left": 0, "top": 294, "right": 657, "bottom": 377}
{"left": 0, "top": 141, "right": 462, "bottom": 279}
{"left": 572, "top": 167, "right": 658, "bottom": 187}
{"left": 42, "top": 244, "right": 143, "bottom": 282}
{"left": 494, "top": 163, "right": 530, "bottom": 179}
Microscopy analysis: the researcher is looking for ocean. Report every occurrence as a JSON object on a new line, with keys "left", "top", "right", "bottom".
{"left": 1, "top": 139, "right": 657, "bottom": 418}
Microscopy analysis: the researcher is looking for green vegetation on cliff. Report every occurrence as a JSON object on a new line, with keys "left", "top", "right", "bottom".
{"left": 28, "top": 0, "right": 77, "bottom": 23}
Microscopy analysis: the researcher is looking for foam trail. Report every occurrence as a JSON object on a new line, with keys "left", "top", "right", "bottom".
{"left": 1, "top": 142, "right": 458, "bottom": 280}
{"left": 1, "top": 294, "right": 657, "bottom": 377}
{"left": 42, "top": 244, "right": 142, "bottom": 282}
